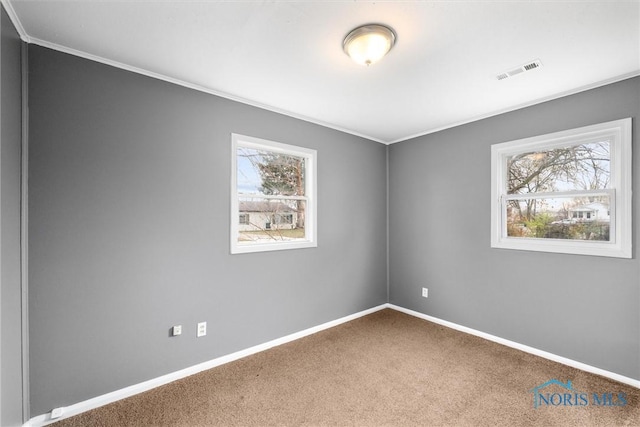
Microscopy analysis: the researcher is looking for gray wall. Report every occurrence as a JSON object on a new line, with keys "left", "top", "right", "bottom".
{"left": 389, "top": 76, "right": 640, "bottom": 381}
{"left": 24, "top": 38, "right": 640, "bottom": 417}
{"left": 27, "top": 46, "right": 388, "bottom": 415}
{"left": 1, "top": 6, "right": 25, "bottom": 426}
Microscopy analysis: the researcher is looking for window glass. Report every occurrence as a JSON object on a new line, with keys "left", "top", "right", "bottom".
{"left": 491, "top": 118, "right": 631, "bottom": 258}
{"left": 507, "top": 141, "right": 610, "bottom": 194}
{"left": 237, "top": 148, "right": 306, "bottom": 197}
{"left": 231, "top": 134, "right": 317, "bottom": 254}
{"left": 506, "top": 196, "right": 611, "bottom": 241}
{"left": 504, "top": 140, "right": 612, "bottom": 243}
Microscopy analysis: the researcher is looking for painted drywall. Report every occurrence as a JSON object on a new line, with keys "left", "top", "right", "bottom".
{"left": 1, "top": 5, "right": 24, "bottom": 426}
{"left": 24, "top": 35, "right": 639, "bottom": 418}
{"left": 389, "top": 76, "right": 640, "bottom": 380}
{"left": 27, "top": 45, "right": 388, "bottom": 415}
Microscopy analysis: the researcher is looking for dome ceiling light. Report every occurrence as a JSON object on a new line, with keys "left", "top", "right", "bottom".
{"left": 343, "top": 24, "right": 396, "bottom": 66}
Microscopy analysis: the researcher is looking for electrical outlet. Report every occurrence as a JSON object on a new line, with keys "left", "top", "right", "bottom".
{"left": 172, "top": 325, "right": 182, "bottom": 336}
{"left": 422, "top": 288, "right": 428, "bottom": 298}
{"left": 197, "top": 321, "right": 207, "bottom": 337}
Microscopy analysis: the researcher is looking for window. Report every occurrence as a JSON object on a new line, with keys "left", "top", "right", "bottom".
{"left": 491, "top": 118, "right": 631, "bottom": 258}
{"left": 231, "top": 134, "right": 317, "bottom": 254}
{"left": 273, "top": 213, "right": 294, "bottom": 225}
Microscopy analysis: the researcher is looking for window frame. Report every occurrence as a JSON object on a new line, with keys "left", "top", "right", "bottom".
{"left": 231, "top": 133, "right": 317, "bottom": 254}
{"left": 490, "top": 118, "right": 632, "bottom": 258}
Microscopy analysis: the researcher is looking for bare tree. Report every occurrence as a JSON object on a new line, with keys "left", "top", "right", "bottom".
{"left": 256, "top": 152, "right": 305, "bottom": 229}
{"left": 507, "top": 142, "right": 610, "bottom": 221}
{"left": 237, "top": 148, "right": 306, "bottom": 229}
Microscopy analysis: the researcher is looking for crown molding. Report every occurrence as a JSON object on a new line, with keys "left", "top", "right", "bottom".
{"left": 1, "top": 0, "right": 387, "bottom": 145}
{"left": 25, "top": 34, "right": 387, "bottom": 145}
{"left": 1, "top": 0, "right": 30, "bottom": 43}
{"left": 389, "top": 70, "right": 640, "bottom": 145}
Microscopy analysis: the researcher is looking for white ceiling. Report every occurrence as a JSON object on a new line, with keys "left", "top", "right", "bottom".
{"left": 3, "top": 0, "right": 640, "bottom": 144}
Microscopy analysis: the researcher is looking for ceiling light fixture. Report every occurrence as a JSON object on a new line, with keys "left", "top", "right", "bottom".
{"left": 343, "top": 24, "right": 396, "bottom": 66}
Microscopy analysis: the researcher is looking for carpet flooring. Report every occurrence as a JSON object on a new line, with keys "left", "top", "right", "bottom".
{"left": 54, "top": 308, "right": 639, "bottom": 426}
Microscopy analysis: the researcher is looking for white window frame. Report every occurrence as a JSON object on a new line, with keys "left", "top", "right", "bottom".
{"left": 491, "top": 118, "right": 632, "bottom": 258}
{"left": 231, "top": 134, "right": 317, "bottom": 254}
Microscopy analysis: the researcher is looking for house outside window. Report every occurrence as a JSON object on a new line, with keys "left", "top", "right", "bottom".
{"left": 231, "top": 134, "right": 317, "bottom": 254}
{"left": 273, "top": 213, "right": 294, "bottom": 225}
{"left": 491, "top": 118, "right": 631, "bottom": 258}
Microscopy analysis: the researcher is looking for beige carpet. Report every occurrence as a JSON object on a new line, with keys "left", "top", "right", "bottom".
{"left": 55, "top": 309, "right": 639, "bottom": 426}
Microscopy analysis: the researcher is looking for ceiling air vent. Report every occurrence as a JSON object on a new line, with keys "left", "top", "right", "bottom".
{"left": 496, "top": 59, "right": 542, "bottom": 81}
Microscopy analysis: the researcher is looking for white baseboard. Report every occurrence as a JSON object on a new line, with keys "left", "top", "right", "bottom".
{"left": 387, "top": 303, "right": 640, "bottom": 389}
{"left": 25, "top": 302, "right": 639, "bottom": 426}
{"left": 25, "top": 304, "right": 388, "bottom": 427}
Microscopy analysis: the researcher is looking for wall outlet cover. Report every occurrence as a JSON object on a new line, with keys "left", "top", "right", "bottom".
{"left": 197, "top": 321, "right": 207, "bottom": 337}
